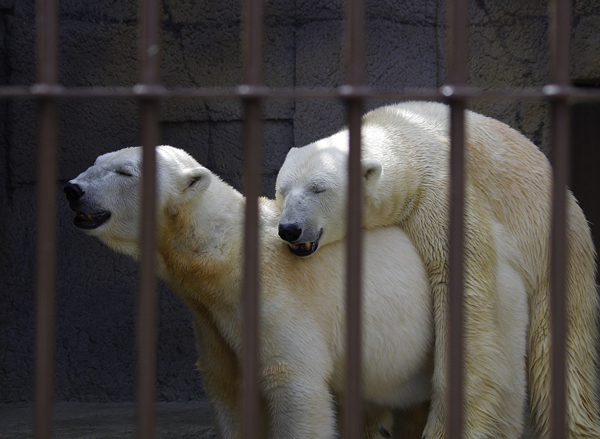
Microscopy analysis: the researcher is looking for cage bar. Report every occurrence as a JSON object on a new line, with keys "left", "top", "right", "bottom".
{"left": 343, "top": 0, "right": 366, "bottom": 437}
{"left": 447, "top": 99, "right": 466, "bottom": 439}
{"left": 548, "top": 0, "right": 572, "bottom": 437}
{"left": 34, "top": 99, "right": 58, "bottom": 439}
{"left": 4, "top": 85, "right": 600, "bottom": 101}
{"left": 135, "top": 0, "right": 162, "bottom": 437}
{"left": 241, "top": 0, "right": 264, "bottom": 437}
{"left": 446, "top": 0, "right": 469, "bottom": 435}
{"left": 1, "top": 0, "right": 593, "bottom": 436}
{"left": 33, "top": 0, "right": 59, "bottom": 437}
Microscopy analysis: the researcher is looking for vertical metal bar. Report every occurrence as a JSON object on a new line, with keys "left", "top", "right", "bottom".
{"left": 549, "top": 0, "right": 571, "bottom": 437}
{"left": 446, "top": 0, "right": 468, "bottom": 435}
{"left": 343, "top": 0, "right": 365, "bottom": 437}
{"left": 136, "top": 101, "right": 160, "bottom": 439}
{"left": 34, "top": 0, "right": 59, "bottom": 437}
{"left": 344, "top": 100, "right": 364, "bottom": 439}
{"left": 447, "top": 100, "right": 466, "bottom": 439}
{"left": 136, "top": 0, "right": 161, "bottom": 437}
{"left": 241, "top": 0, "right": 263, "bottom": 437}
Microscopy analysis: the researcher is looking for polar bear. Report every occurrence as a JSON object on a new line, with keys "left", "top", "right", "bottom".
{"left": 275, "top": 101, "right": 600, "bottom": 439}
{"left": 65, "top": 145, "right": 528, "bottom": 439}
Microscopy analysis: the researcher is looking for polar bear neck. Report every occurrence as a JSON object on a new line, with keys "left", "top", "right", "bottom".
{"left": 156, "top": 177, "right": 282, "bottom": 310}
{"left": 157, "top": 177, "right": 246, "bottom": 306}
{"left": 360, "top": 125, "right": 426, "bottom": 228}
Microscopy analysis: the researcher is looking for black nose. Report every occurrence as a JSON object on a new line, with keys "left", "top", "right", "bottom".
{"left": 64, "top": 182, "right": 84, "bottom": 203}
{"left": 279, "top": 223, "right": 302, "bottom": 242}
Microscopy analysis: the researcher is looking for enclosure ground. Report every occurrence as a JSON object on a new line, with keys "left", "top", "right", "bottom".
{"left": 0, "top": 402, "right": 216, "bottom": 439}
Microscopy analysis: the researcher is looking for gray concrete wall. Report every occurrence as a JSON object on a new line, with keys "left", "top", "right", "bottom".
{"left": 1, "top": 0, "right": 599, "bottom": 403}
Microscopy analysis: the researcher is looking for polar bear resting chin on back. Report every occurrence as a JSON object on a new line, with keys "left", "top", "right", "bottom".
{"left": 275, "top": 101, "right": 600, "bottom": 439}
{"left": 65, "top": 145, "right": 528, "bottom": 439}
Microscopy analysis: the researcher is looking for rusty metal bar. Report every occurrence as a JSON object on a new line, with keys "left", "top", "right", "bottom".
{"left": 15, "top": 0, "right": 595, "bottom": 438}
{"left": 446, "top": 0, "right": 468, "bottom": 434}
{"left": 36, "top": 0, "right": 58, "bottom": 86}
{"left": 343, "top": 0, "right": 366, "bottom": 437}
{"left": 34, "top": 99, "right": 58, "bottom": 439}
{"left": 136, "top": 100, "right": 160, "bottom": 439}
{"left": 33, "top": 0, "right": 59, "bottom": 437}
{"left": 136, "top": 0, "right": 161, "bottom": 436}
{"left": 447, "top": 97, "right": 466, "bottom": 439}
{"left": 344, "top": 98, "right": 364, "bottom": 439}
{"left": 4, "top": 85, "right": 600, "bottom": 102}
{"left": 241, "top": 0, "right": 264, "bottom": 437}
{"left": 548, "top": 0, "right": 571, "bottom": 437}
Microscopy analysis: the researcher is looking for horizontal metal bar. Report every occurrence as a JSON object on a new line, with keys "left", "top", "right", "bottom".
{"left": 2, "top": 85, "right": 600, "bottom": 101}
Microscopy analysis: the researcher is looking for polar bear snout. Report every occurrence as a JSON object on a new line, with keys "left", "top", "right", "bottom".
{"left": 64, "top": 181, "right": 112, "bottom": 230}
{"left": 278, "top": 222, "right": 323, "bottom": 257}
{"left": 278, "top": 222, "right": 302, "bottom": 243}
{"left": 64, "top": 182, "right": 84, "bottom": 205}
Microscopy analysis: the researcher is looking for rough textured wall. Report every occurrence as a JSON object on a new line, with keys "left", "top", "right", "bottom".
{"left": 1, "top": 0, "right": 598, "bottom": 403}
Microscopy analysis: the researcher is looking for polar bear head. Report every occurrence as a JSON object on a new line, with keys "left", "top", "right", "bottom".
{"left": 64, "top": 146, "right": 212, "bottom": 257}
{"left": 275, "top": 131, "right": 382, "bottom": 257}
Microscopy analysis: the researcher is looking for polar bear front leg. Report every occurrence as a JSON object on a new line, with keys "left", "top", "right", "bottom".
{"left": 261, "top": 360, "right": 337, "bottom": 439}
{"left": 192, "top": 315, "right": 242, "bottom": 439}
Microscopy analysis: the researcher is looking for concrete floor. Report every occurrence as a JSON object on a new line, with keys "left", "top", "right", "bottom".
{"left": 0, "top": 402, "right": 217, "bottom": 439}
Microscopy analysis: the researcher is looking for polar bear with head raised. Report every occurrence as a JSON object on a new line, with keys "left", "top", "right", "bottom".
{"left": 65, "top": 145, "right": 528, "bottom": 438}
{"left": 275, "top": 101, "right": 600, "bottom": 439}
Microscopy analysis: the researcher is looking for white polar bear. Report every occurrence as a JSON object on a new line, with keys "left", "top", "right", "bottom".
{"left": 274, "top": 101, "right": 600, "bottom": 439}
{"left": 65, "top": 145, "right": 528, "bottom": 439}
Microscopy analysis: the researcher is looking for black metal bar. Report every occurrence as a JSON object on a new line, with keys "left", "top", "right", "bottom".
{"left": 136, "top": 0, "right": 161, "bottom": 436}
{"left": 446, "top": 0, "right": 468, "bottom": 434}
{"left": 343, "top": 0, "right": 366, "bottom": 436}
{"left": 549, "top": 0, "right": 571, "bottom": 437}
{"left": 34, "top": 0, "right": 59, "bottom": 436}
{"left": 241, "top": 0, "right": 264, "bottom": 437}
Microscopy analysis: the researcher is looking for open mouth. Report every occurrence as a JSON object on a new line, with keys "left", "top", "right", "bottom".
{"left": 72, "top": 209, "right": 111, "bottom": 230}
{"left": 287, "top": 229, "right": 322, "bottom": 257}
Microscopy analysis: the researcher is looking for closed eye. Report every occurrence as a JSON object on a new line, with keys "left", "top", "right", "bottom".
{"left": 116, "top": 169, "right": 133, "bottom": 177}
{"left": 311, "top": 184, "right": 327, "bottom": 194}
{"left": 309, "top": 180, "right": 327, "bottom": 194}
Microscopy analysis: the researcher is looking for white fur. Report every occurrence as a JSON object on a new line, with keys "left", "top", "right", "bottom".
{"left": 275, "top": 102, "right": 600, "bottom": 439}
{"left": 68, "top": 145, "right": 528, "bottom": 438}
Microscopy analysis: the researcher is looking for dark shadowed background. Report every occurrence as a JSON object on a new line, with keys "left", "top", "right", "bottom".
{"left": 1, "top": 0, "right": 599, "bottom": 404}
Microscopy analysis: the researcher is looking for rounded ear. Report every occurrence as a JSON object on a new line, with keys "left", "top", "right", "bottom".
{"left": 362, "top": 159, "right": 382, "bottom": 185}
{"left": 180, "top": 167, "right": 212, "bottom": 194}
{"left": 284, "top": 147, "right": 299, "bottom": 160}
